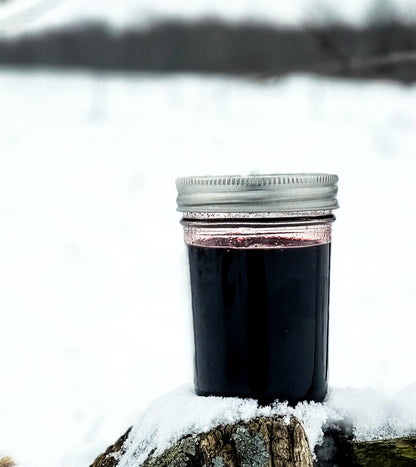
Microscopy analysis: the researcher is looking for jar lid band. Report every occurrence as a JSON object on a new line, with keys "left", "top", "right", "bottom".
{"left": 176, "top": 174, "right": 339, "bottom": 215}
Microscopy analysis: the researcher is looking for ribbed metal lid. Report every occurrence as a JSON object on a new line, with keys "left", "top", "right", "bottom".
{"left": 176, "top": 173, "right": 338, "bottom": 214}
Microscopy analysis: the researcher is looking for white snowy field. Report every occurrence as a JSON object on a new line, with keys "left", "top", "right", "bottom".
{"left": 0, "top": 69, "right": 415, "bottom": 466}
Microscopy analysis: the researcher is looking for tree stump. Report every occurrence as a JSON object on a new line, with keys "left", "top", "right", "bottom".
{"left": 91, "top": 416, "right": 313, "bottom": 467}
{"left": 0, "top": 458, "right": 16, "bottom": 467}
{"left": 91, "top": 420, "right": 416, "bottom": 466}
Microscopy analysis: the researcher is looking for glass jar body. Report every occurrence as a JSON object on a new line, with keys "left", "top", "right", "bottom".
{"left": 183, "top": 215, "right": 334, "bottom": 405}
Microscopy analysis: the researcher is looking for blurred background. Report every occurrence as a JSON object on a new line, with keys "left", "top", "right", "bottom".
{"left": 0, "top": 1, "right": 415, "bottom": 466}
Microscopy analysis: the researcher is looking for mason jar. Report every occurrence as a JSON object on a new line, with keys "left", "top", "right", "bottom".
{"left": 176, "top": 174, "right": 339, "bottom": 405}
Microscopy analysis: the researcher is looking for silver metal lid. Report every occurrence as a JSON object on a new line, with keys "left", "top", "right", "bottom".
{"left": 176, "top": 173, "right": 339, "bottom": 216}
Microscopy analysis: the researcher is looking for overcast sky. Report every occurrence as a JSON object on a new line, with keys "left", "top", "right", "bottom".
{"left": 1, "top": 0, "right": 414, "bottom": 36}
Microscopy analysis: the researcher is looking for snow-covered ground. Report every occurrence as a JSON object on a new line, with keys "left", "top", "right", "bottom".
{"left": 0, "top": 69, "right": 415, "bottom": 466}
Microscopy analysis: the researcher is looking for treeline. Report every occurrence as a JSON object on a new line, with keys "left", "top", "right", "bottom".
{"left": 0, "top": 20, "right": 415, "bottom": 82}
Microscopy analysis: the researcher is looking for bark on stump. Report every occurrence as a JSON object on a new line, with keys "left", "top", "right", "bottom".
{"left": 91, "top": 416, "right": 313, "bottom": 467}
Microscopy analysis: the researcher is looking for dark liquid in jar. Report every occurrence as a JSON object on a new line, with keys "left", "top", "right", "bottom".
{"left": 188, "top": 242, "right": 330, "bottom": 405}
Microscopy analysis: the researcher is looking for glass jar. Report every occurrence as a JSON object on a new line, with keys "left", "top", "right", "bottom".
{"left": 176, "top": 174, "right": 339, "bottom": 405}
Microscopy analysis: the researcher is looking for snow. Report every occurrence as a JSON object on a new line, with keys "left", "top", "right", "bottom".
{"left": 118, "top": 385, "right": 340, "bottom": 466}
{"left": 116, "top": 384, "right": 416, "bottom": 465}
{"left": 328, "top": 383, "right": 416, "bottom": 441}
{"left": 0, "top": 69, "right": 415, "bottom": 466}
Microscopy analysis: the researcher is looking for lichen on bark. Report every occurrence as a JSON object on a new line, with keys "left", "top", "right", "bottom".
{"left": 231, "top": 426, "right": 269, "bottom": 466}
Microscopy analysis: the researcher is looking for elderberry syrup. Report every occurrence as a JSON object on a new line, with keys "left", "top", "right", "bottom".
{"left": 188, "top": 242, "right": 330, "bottom": 405}
{"left": 176, "top": 174, "right": 339, "bottom": 404}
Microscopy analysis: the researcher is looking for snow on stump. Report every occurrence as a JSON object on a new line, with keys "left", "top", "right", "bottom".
{"left": 91, "top": 415, "right": 313, "bottom": 467}
{"left": 89, "top": 384, "right": 416, "bottom": 466}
